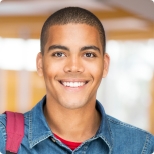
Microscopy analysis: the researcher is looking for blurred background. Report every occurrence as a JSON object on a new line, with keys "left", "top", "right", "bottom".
{"left": 0, "top": 0, "right": 154, "bottom": 134}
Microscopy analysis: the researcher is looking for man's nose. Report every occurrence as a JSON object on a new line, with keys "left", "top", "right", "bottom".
{"left": 63, "top": 56, "right": 84, "bottom": 73}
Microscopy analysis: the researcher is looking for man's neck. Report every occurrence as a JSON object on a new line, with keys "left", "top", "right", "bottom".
{"left": 44, "top": 99, "right": 101, "bottom": 142}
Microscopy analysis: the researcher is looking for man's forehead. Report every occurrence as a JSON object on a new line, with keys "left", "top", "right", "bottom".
{"left": 43, "top": 23, "right": 103, "bottom": 53}
{"left": 46, "top": 24, "right": 101, "bottom": 44}
{"left": 48, "top": 23, "right": 99, "bottom": 33}
{"left": 47, "top": 24, "right": 100, "bottom": 42}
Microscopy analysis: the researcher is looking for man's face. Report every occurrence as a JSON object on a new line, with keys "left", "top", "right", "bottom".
{"left": 37, "top": 24, "right": 109, "bottom": 109}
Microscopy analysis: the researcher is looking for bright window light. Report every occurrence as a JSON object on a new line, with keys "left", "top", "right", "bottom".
{"left": 97, "top": 39, "right": 154, "bottom": 130}
{"left": 0, "top": 38, "right": 40, "bottom": 71}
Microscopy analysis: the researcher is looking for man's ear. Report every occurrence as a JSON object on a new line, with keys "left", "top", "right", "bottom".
{"left": 102, "top": 53, "right": 110, "bottom": 78}
{"left": 36, "top": 52, "right": 43, "bottom": 77}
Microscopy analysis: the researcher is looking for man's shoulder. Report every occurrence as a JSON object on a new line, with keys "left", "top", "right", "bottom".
{"left": 0, "top": 114, "right": 6, "bottom": 127}
{"left": 107, "top": 114, "right": 152, "bottom": 135}
{"left": 106, "top": 115, "right": 154, "bottom": 152}
{"left": 0, "top": 111, "right": 31, "bottom": 135}
{"left": 0, "top": 114, "right": 6, "bottom": 137}
{"left": 0, "top": 114, "right": 6, "bottom": 153}
{"left": 0, "top": 111, "right": 30, "bottom": 124}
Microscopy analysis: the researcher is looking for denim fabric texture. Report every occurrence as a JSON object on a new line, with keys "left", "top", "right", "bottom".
{"left": 0, "top": 96, "right": 154, "bottom": 154}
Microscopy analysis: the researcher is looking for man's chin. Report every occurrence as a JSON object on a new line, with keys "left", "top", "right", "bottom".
{"left": 59, "top": 100, "right": 88, "bottom": 110}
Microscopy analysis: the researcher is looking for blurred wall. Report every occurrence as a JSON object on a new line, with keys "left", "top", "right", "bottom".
{"left": 0, "top": 69, "right": 46, "bottom": 113}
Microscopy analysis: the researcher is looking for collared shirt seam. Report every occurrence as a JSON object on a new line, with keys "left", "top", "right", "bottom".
{"left": 106, "top": 115, "right": 113, "bottom": 153}
{"left": 28, "top": 111, "right": 52, "bottom": 149}
{"left": 28, "top": 110, "right": 32, "bottom": 148}
{"left": 0, "top": 121, "right": 6, "bottom": 144}
{"left": 95, "top": 100, "right": 113, "bottom": 150}
{"left": 0, "top": 115, "right": 6, "bottom": 143}
{"left": 24, "top": 112, "right": 29, "bottom": 119}
{"left": 30, "top": 133, "right": 52, "bottom": 148}
{"left": 107, "top": 115, "right": 152, "bottom": 135}
{"left": 99, "top": 135, "right": 112, "bottom": 150}
{"left": 141, "top": 133, "right": 150, "bottom": 154}
{"left": 27, "top": 100, "right": 53, "bottom": 149}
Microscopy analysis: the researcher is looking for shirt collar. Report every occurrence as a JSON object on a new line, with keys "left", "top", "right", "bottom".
{"left": 29, "top": 96, "right": 53, "bottom": 148}
{"left": 29, "top": 96, "right": 113, "bottom": 150}
{"left": 95, "top": 100, "right": 113, "bottom": 150}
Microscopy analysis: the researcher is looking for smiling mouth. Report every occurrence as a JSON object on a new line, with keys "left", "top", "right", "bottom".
{"left": 59, "top": 81, "right": 88, "bottom": 88}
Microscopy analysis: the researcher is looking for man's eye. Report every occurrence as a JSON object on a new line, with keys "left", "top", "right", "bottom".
{"left": 84, "top": 53, "right": 95, "bottom": 58}
{"left": 53, "top": 52, "right": 65, "bottom": 57}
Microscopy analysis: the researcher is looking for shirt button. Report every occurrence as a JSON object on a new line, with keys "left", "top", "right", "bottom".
{"left": 51, "top": 137, "right": 56, "bottom": 142}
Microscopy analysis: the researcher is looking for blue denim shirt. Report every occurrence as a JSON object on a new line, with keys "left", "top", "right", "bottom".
{"left": 0, "top": 96, "right": 154, "bottom": 154}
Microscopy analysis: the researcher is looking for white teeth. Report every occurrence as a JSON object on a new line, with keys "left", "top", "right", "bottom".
{"left": 66, "top": 82, "right": 69, "bottom": 86}
{"left": 80, "top": 82, "right": 84, "bottom": 86}
{"left": 74, "top": 82, "right": 78, "bottom": 87}
{"left": 63, "top": 82, "right": 67, "bottom": 86}
{"left": 70, "top": 82, "right": 73, "bottom": 87}
{"left": 61, "top": 81, "right": 86, "bottom": 87}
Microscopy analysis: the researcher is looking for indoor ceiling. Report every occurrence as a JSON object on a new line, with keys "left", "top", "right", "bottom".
{"left": 0, "top": 0, "right": 154, "bottom": 40}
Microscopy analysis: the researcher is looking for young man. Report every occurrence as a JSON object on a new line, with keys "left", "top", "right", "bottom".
{"left": 0, "top": 7, "right": 154, "bottom": 154}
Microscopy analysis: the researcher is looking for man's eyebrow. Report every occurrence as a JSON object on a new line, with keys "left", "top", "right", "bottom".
{"left": 80, "top": 46, "right": 100, "bottom": 53}
{"left": 48, "top": 45, "right": 69, "bottom": 52}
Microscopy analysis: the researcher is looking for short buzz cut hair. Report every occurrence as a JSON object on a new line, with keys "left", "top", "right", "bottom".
{"left": 40, "top": 7, "right": 106, "bottom": 54}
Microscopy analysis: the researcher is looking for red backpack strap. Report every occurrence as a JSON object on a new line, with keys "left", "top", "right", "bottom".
{"left": 5, "top": 111, "right": 24, "bottom": 154}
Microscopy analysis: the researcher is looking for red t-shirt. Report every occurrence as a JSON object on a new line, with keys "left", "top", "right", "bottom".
{"left": 54, "top": 134, "right": 82, "bottom": 150}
